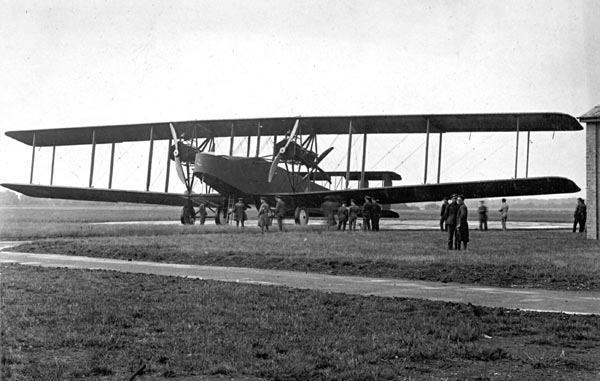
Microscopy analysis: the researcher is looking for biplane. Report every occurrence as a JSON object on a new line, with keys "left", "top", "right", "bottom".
{"left": 2, "top": 113, "right": 582, "bottom": 224}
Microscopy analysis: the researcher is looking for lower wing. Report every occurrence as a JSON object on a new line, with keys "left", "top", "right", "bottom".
{"left": 1, "top": 183, "right": 223, "bottom": 207}
{"left": 266, "top": 177, "right": 580, "bottom": 206}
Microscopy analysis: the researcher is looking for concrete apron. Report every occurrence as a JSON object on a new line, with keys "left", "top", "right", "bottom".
{"left": 1, "top": 244, "right": 599, "bottom": 316}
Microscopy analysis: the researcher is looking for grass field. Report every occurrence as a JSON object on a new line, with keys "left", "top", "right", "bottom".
{"left": 2, "top": 265, "right": 600, "bottom": 380}
{"left": 4, "top": 205, "right": 599, "bottom": 291}
{"left": 2, "top": 205, "right": 600, "bottom": 379}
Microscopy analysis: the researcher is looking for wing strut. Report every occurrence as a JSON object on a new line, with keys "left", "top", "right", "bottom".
{"left": 360, "top": 132, "right": 367, "bottom": 188}
{"left": 437, "top": 132, "right": 443, "bottom": 183}
{"left": 164, "top": 137, "right": 171, "bottom": 192}
{"left": 514, "top": 117, "right": 520, "bottom": 178}
{"left": 255, "top": 122, "right": 261, "bottom": 158}
{"left": 525, "top": 130, "right": 531, "bottom": 178}
{"left": 29, "top": 132, "right": 36, "bottom": 184}
{"left": 424, "top": 118, "right": 430, "bottom": 184}
{"left": 89, "top": 130, "right": 96, "bottom": 188}
{"left": 345, "top": 120, "right": 352, "bottom": 189}
{"left": 108, "top": 142, "right": 116, "bottom": 189}
{"left": 146, "top": 126, "right": 154, "bottom": 191}
{"left": 50, "top": 145, "right": 56, "bottom": 185}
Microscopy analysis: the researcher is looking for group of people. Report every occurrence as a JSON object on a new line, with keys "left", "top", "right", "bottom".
{"left": 231, "top": 196, "right": 286, "bottom": 233}
{"left": 189, "top": 193, "right": 589, "bottom": 236}
{"left": 256, "top": 196, "right": 287, "bottom": 233}
{"left": 334, "top": 196, "right": 382, "bottom": 231}
{"left": 232, "top": 195, "right": 384, "bottom": 233}
{"left": 180, "top": 199, "right": 207, "bottom": 225}
{"left": 439, "top": 194, "right": 470, "bottom": 250}
{"left": 472, "top": 198, "right": 509, "bottom": 231}
{"left": 439, "top": 196, "right": 513, "bottom": 250}
{"left": 438, "top": 195, "right": 588, "bottom": 249}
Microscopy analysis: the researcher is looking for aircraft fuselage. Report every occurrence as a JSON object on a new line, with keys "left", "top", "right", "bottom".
{"left": 193, "top": 153, "right": 328, "bottom": 206}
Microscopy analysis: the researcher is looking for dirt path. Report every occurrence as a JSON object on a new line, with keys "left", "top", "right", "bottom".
{"left": 1, "top": 243, "right": 598, "bottom": 315}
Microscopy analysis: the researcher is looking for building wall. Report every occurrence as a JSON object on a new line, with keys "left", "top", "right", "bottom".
{"left": 586, "top": 122, "right": 599, "bottom": 239}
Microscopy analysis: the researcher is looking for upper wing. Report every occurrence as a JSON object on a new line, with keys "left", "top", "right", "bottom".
{"left": 0, "top": 183, "right": 223, "bottom": 207}
{"left": 6, "top": 113, "right": 581, "bottom": 146}
{"left": 265, "top": 177, "right": 580, "bottom": 207}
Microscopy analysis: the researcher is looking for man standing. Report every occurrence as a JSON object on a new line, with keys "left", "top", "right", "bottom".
{"left": 443, "top": 195, "right": 459, "bottom": 250}
{"left": 478, "top": 200, "right": 488, "bottom": 231}
{"left": 258, "top": 198, "right": 271, "bottom": 234}
{"left": 197, "top": 202, "right": 207, "bottom": 225}
{"left": 274, "top": 196, "right": 286, "bottom": 232}
{"left": 233, "top": 198, "right": 247, "bottom": 228}
{"left": 456, "top": 196, "right": 469, "bottom": 250}
{"left": 348, "top": 199, "right": 360, "bottom": 231}
{"left": 180, "top": 199, "right": 196, "bottom": 225}
{"left": 499, "top": 198, "right": 509, "bottom": 231}
{"left": 337, "top": 202, "right": 349, "bottom": 231}
{"left": 371, "top": 199, "right": 382, "bottom": 231}
{"left": 573, "top": 198, "right": 587, "bottom": 233}
{"left": 440, "top": 198, "right": 448, "bottom": 231}
{"left": 362, "top": 196, "right": 373, "bottom": 231}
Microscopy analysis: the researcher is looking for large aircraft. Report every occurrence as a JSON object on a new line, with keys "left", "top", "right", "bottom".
{"left": 2, "top": 113, "right": 582, "bottom": 224}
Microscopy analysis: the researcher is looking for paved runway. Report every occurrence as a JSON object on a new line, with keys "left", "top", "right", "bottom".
{"left": 1, "top": 242, "right": 598, "bottom": 315}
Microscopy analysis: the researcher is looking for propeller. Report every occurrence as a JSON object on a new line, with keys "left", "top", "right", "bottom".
{"left": 169, "top": 123, "right": 190, "bottom": 191}
{"left": 268, "top": 119, "right": 299, "bottom": 183}
{"left": 301, "top": 146, "right": 334, "bottom": 183}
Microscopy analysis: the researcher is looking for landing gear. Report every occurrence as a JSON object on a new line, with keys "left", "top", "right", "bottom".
{"left": 180, "top": 205, "right": 195, "bottom": 225}
{"left": 214, "top": 206, "right": 227, "bottom": 225}
{"left": 294, "top": 207, "right": 309, "bottom": 225}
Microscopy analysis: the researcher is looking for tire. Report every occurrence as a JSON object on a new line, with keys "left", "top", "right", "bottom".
{"left": 215, "top": 206, "right": 224, "bottom": 225}
{"left": 294, "top": 207, "right": 309, "bottom": 225}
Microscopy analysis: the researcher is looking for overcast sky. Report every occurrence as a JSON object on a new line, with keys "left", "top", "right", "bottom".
{"left": 1, "top": 0, "right": 599, "bottom": 198}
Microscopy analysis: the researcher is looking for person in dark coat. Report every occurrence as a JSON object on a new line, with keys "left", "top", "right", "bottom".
{"left": 362, "top": 196, "right": 373, "bottom": 231}
{"left": 197, "top": 202, "right": 207, "bottom": 225}
{"left": 233, "top": 198, "right": 247, "bottom": 228}
{"left": 573, "top": 198, "right": 587, "bottom": 233}
{"left": 371, "top": 199, "right": 382, "bottom": 231}
{"left": 478, "top": 200, "right": 488, "bottom": 231}
{"left": 440, "top": 197, "right": 448, "bottom": 231}
{"left": 274, "top": 196, "right": 286, "bottom": 231}
{"left": 180, "top": 199, "right": 196, "bottom": 225}
{"left": 499, "top": 198, "right": 509, "bottom": 231}
{"left": 348, "top": 199, "right": 360, "bottom": 231}
{"left": 257, "top": 198, "right": 271, "bottom": 233}
{"left": 456, "top": 196, "right": 469, "bottom": 250}
{"left": 337, "top": 202, "right": 349, "bottom": 231}
{"left": 443, "top": 195, "right": 459, "bottom": 250}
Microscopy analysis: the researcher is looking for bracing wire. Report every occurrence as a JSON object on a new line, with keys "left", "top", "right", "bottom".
{"left": 457, "top": 143, "right": 507, "bottom": 179}
{"left": 441, "top": 133, "right": 497, "bottom": 174}
{"left": 331, "top": 135, "right": 361, "bottom": 171}
{"left": 234, "top": 136, "right": 246, "bottom": 155}
{"left": 392, "top": 141, "right": 425, "bottom": 172}
{"left": 456, "top": 134, "right": 534, "bottom": 179}
{"left": 371, "top": 135, "right": 409, "bottom": 168}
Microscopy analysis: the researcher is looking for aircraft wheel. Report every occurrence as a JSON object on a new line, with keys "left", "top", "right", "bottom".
{"left": 294, "top": 207, "right": 309, "bottom": 225}
{"left": 215, "top": 206, "right": 224, "bottom": 225}
{"left": 180, "top": 206, "right": 194, "bottom": 225}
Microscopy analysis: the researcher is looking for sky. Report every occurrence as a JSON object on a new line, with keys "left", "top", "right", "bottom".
{"left": 1, "top": 0, "right": 599, "bottom": 198}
